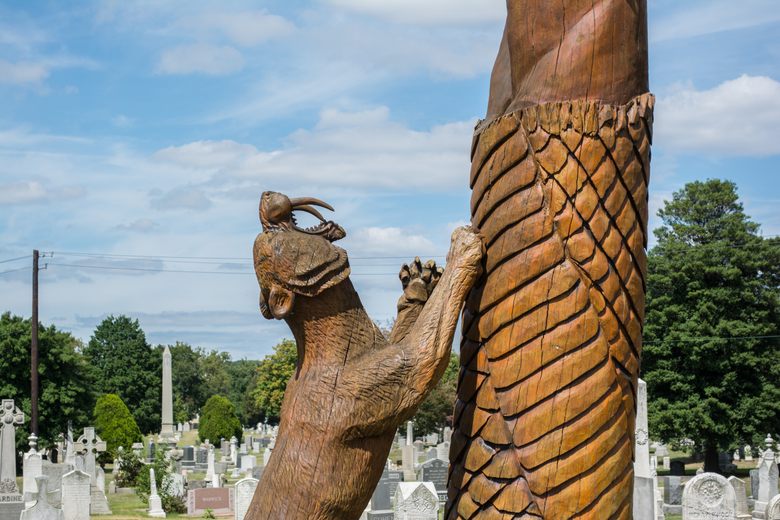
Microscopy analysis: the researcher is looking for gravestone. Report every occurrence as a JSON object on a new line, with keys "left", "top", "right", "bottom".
{"left": 182, "top": 446, "right": 195, "bottom": 468}
{"left": 633, "top": 379, "right": 659, "bottom": 520}
{"left": 240, "top": 455, "right": 256, "bottom": 472}
{"left": 221, "top": 439, "right": 229, "bottom": 457}
{"left": 206, "top": 446, "right": 216, "bottom": 483}
{"left": 0, "top": 399, "right": 25, "bottom": 520}
{"left": 262, "top": 447, "right": 272, "bottom": 468}
{"left": 745, "top": 446, "right": 754, "bottom": 462}
{"left": 662, "top": 476, "right": 684, "bottom": 505}
{"left": 425, "top": 448, "right": 436, "bottom": 461}
{"left": 767, "top": 495, "right": 780, "bottom": 520}
{"left": 147, "top": 468, "right": 166, "bottom": 518}
{"left": 23, "top": 435, "right": 43, "bottom": 502}
{"left": 393, "top": 482, "right": 438, "bottom": 520}
{"left": 370, "top": 468, "right": 403, "bottom": 511}
{"left": 682, "top": 472, "right": 737, "bottom": 519}
{"left": 751, "top": 469, "right": 759, "bottom": 499}
{"left": 251, "top": 466, "right": 264, "bottom": 481}
{"left": 186, "top": 487, "right": 234, "bottom": 516}
{"left": 240, "top": 443, "right": 247, "bottom": 455}
{"left": 442, "top": 427, "right": 452, "bottom": 444}
{"left": 419, "top": 459, "right": 447, "bottom": 502}
{"left": 234, "top": 477, "right": 258, "bottom": 520}
{"left": 20, "top": 476, "right": 63, "bottom": 520}
{"left": 401, "top": 423, "right": 415, "bottom": 481}
{"left": 42, "top": 460, "right": 73, "bottom": 508}
{"left": 663, "top": 457, "right": 671, "bottom": 471}
{"left": 755, "top": 435, "right": 779, "bottom": 517}
{"left": 670, "top": 461, "right": 686, "bottom": 476}
{"left": 73, "top": 428, "right": 111, "bottom": 516}
{"left": 366, "top": 512, "right": 393, "bottom": 520}
{"left": 726, "top": 476, "right": 750, "bottom": 519}
{"left": 230, "top": 437, "right": 238, "bottom": 464}
{"left": 61, "top": 470, "right": 90, "bottom": 520}
{"left": 436, "top": 442, "right": 449, "bottom": 462}
{"left": 160, "top": 345, "right": 175, "bottom": 442}
{"left": 163, "top": 473, "right": 186, "bottom": 499}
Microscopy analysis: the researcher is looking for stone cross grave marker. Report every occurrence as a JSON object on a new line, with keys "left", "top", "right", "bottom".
{"left": 75, "top": 428, "right": 105, "bottom": 486}
{"left": 681, "top": 472, "right": 737, "bottom": 519}
{"left": 1, "top": 399, "right": 24, "bottom": 491}
{"left": 234, "top": 477, "right": 258, "bottom": 520}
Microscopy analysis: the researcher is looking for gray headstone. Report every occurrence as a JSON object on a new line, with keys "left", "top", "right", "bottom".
{"left": 371, "top": 468, "right": 403, "bottom": 511}
{"left": 366, "top": 512, "right": 393, "bottom": 520}
{"left": 61, "top": 470, "right": 90, "bottom": 520}
{"left": 394, "top": 482, "right": 438, "bottom": 520}
{"left": 670, "top": 461, "right": 686, "bottom": 476}
{"left": 681, "top": 472, "right": 737, "bottom": 519}
{"left": 420, "top": 459, "right": 447, "bottom": 494}
{"left": 662, "top": 476, "right": 683, "bottom": 505}
{"left": 21, "top": 476, "right": 63, "bottom": 520}
{"left": 750, "top": 469, "right": 759, "bottom": 499}
{"left": 251, "top": 466, "right": 264, "bottom": 481}
{"left": 727, "top": 476, "right": 750, "bottom": 519}
{"left": 234, "top": 478, "right": 258, "bottom": 520}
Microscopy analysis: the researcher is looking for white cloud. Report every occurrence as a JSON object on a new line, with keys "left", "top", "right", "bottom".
{"left": 150, "top": 185, "right": 212, "bottom": 210}
{"left": 180, "top": 10, "right": 294, "bottom": 47}
{"left": 655, "top": 75, "right": 780, "bottom": 156}
{"left": 0, "top": 60, "right": 48, "bottom": 85}
{"left": 154, "top": 106, "right": 475, "bottom": 192}
{"left": 111, "top": 115, "right": 134, "bottom": 128}
{"left": 651, "top": 0, "right": 780, "bottom": 42}
{"left": 348, "top": 227, "right": 437, "bottom": 257}
{"left": 156, "top": 43, "right": 244, "bottom": 76}
{"left": 0, "top": 180, "right": 84, "bottom": 205}
{"left": 323, "top": 0, "right": 505, "bottom": 25}
{"left": 115, "top": 218, "right": 158, "bottom": 233}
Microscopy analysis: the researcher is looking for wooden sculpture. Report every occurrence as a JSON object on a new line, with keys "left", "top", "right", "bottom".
{"left": 247, "top": 192, "right": 482, "bottom": 519}
{"left": 447, "top": 1, "right": 653, "bottom": 518}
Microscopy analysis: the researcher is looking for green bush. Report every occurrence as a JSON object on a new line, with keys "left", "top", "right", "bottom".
{"left": 114, "top": 448, "right": 144, "bottom": 488}
{"left": 198, "top": 395, "right": 242, "bottom": 444}
{"left": 136, "top": 449, "right": 186, "bottom": 514}
{"left": 94, "top": 394, "right": 142, "bottom": 463}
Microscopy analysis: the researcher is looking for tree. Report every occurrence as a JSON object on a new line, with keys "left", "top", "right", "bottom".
{"left": 199, "top": 395, "right": 242, "bottom": 443}
{"left": 94, "top": 394, "right": 142, "bottom": 462}
{"left": 226, "top": 359, "right": 261, "bottom": 425}
{"left": 247, "top": 339, "right": 297, "bottom": 424}
{"left": 642, "top": 179, "right": 780, "bottom": 473}
{"left": 0, "top": 313, "right": 95, "bottom": 449}
{"left": 83, "top": 316, "right": 161, "bottom": 434}
{"left": 412, "top": 353, "right": 459, "bottom": 436}
{"left": 200, "top": 350, "right": 231, "bottom": 399}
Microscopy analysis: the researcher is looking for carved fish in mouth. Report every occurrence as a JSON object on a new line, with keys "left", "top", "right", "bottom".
{"left": 259, "top": 191, "right": 346, "bottom": 242}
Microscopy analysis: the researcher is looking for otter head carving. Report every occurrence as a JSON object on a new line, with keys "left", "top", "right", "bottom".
{"left": 253, "top": 191, "right": 349, "bottom": 320}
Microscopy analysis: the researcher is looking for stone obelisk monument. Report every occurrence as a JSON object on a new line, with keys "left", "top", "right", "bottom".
{"left": 159, "top": 345, "right": 175, "bottom": 442}
{"left": 448, "top": 1, "right": 653, "bottom": 518}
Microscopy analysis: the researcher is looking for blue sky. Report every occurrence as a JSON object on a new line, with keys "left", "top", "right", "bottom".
{"left": 1, "top": 0, "right": 779, "bottom": 359}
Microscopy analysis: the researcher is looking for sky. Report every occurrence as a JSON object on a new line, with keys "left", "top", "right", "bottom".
{"left": 1, "top": 0, "right": 779, "bottom": 359}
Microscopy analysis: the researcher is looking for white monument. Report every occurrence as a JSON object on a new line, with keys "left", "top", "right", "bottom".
{"left": 21, "top": 476, "right": 63, "bottom": 520}
{"left": 682, "top": 472, "right": 737, "bottom": 519}
{"left": 754, "top": 434, "right": 779, "bottom": 519}
{"left": 61, "top": 470, "right": 90, "bottom": 520}
{"left": 234, "top": 478, "right": 258, "bottom": 520}
{"left": 393, "top": 482, "right": 438, "bottom": 520}
{"left": 147, "top": 468, "right": 166, "bottom": 518}
{"left": 160, "top": 346, "right": 175, "bottom": 442}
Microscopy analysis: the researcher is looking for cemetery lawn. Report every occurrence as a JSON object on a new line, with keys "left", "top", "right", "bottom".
{"left": 98, "top": 492, "right": 187, "bottom": 519}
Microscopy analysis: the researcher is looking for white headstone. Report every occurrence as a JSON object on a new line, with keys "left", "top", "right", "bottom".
{"left": 23, "top": 435, "right": 43, "bottom": 503}
{"left": 234, "top": 478, "right": 258, "bottom": 520}
{"left": 61, "top": 470, "right": 90, "bottom": 520}
{"left": 206, "top": 446, "right": 216, "bottom": 483}
{"left": 755, "top": 434, "right": 779, "bottom": 514}
{"left": 767, "top": 494, "right": 780, "bottom": 520}
{"left": 394, "top": 482, "right": 438, "bottom": 520}
{"left": 681, "top": 472, "right": 737, "bottom": 519}
{"left": 21, "top": 476, "right": 63, "bottom": 520}
{"left": 745, "top": 445, "right": 753, "bottom": 462}
{"left": 230, "top": 437, "right": 238, "bottom": 465}
{"left": 406, "top": 421, "right": 413, "bottom": 446}
{"left": 436, "top": 442, "right": 449, "bottom": 461}
{"left": 147, "top": 468, "right": 166, "bottom": 518}
{"left": 240, "top": 455, "right": 256, "bottom": 471}
{"left": 634, "top": 379, "right": 651, "bottom": 478}
{"left": 663, "top": 457, "right": 671, "bottom": 471}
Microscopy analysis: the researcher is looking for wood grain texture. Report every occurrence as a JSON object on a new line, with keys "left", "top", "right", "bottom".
{"left": 447, "top": 94, "right": 654, "bottom": 519}
{"left": 246, "top": 192, "right": 483, "bottom": 520}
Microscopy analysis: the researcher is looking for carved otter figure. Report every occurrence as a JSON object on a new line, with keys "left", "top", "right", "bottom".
{"left": 247, "top": 191, "right": 483, "bottom": 520}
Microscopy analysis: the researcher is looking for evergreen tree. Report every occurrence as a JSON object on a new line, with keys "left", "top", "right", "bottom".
{"left": 199, "top": 395, "right": 242, "bottom": 443}
{"left": 0, "top": 313, "right": 95, "bottom": 448}
{"left": 94, "top": 393, "right": 142, "bottom": 461}
{"left": 643, "top": 179, "right": 780, "bottom": 472}
{"left": 412, "top": 353, "right": 459, "bottom": 436}
{"left": 83, "top": 316, "right": 161, "bottom": 434}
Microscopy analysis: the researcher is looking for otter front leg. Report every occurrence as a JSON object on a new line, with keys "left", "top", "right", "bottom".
{"left": 389, "top": 257, "right": 443, "bottom": 343}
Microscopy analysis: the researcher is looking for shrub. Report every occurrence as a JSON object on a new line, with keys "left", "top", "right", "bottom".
{"left": 114, "top": 448, "right": 144, "bottom": 488}
{"left": 93, "top": 394, "right": 142, "bottom": 463}
{"left": 198, "top": 395, "right": 242, "bottom": 444}
{"left": 136, "top": 449, "right": 186, "bottom": 514}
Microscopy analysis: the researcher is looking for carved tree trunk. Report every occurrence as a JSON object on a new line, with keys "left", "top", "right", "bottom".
{"left": 447, "top": 2, "right": 653, "bottom": 518}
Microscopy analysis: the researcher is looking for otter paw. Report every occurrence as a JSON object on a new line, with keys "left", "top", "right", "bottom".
{"left": 398, "top": 257, "right": 443, "bottom": 306}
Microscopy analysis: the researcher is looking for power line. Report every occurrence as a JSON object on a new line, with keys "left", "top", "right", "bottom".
{"left": 48, "top": 263, "right": 400, "bottom": 277}
{"left": 51, "top": 250, "right": 447, "bottom": 262}
{"left": 0, "top": 266, "right": 30, "bottom": 276}
{"left": 0, "top": 255, "right": 29, "bottom": 264}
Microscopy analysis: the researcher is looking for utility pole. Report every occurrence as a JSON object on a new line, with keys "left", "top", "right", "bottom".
{"left": 31, "top": 249, "right": 39, "bottom": 436}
